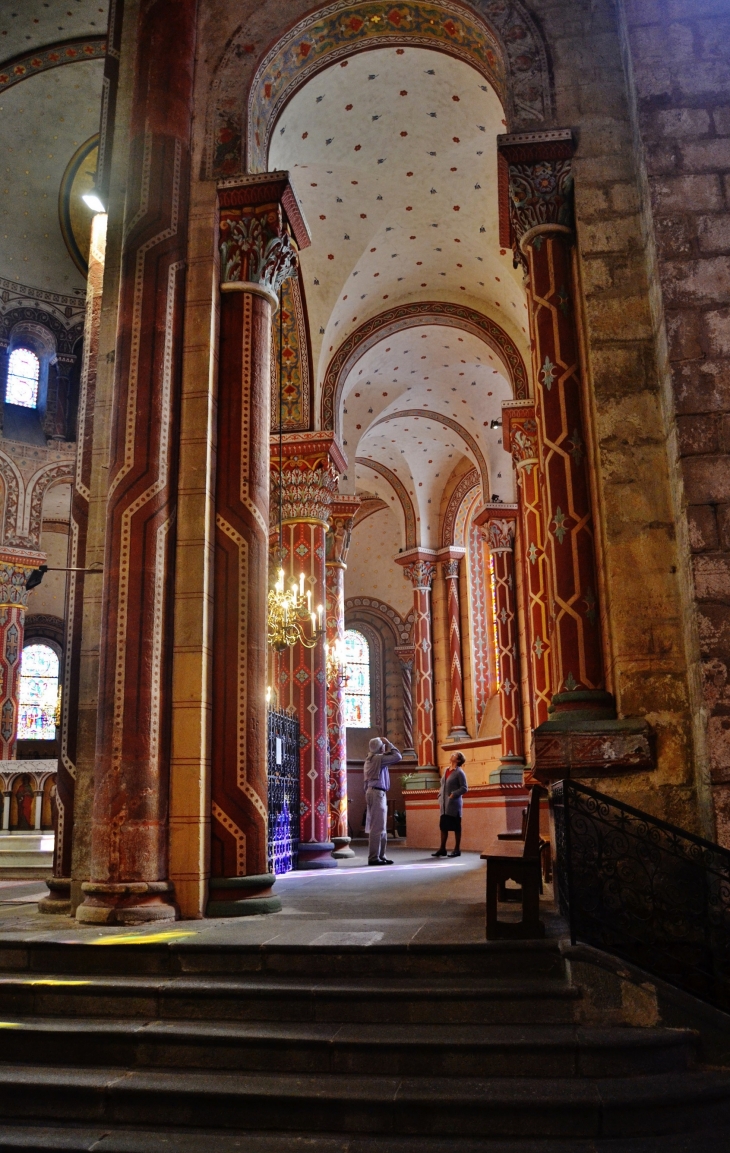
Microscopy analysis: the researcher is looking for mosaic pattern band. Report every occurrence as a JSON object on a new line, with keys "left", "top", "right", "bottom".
{"left": 440, "top": 554, "right": 467, "bottom": 738}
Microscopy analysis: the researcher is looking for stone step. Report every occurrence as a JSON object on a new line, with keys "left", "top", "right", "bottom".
{"left": 0, "top": 1124, "right": 723, "bottom": 1153}
{"left": 0, "top": 1125, "right": 723, "bottom": 1152}
{"left": 0, "top": 1065, "right": 728, "bottom": 1139}
{"left": 0, "top": 940, "right": 567, "bottom": 981}
{"left": 0, "top": 974, "right": 582, "bottom": 1025}
{"left": 0, "top": 1018, "right": 698, "bottom": 1078}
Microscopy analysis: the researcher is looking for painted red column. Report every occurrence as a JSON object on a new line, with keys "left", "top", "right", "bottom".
{"left": 271, "top": 433, "right": 345, "bottom": 869}
{"left": 325, "top": 497, "right": 359, "bottom": 860}
{"left": 498, "top": 128, "right": 652, "bottom": 778}
{"left": 0, "top": 549, "right": 46, "bottom": 760}
{"left": 502, "top": 400, "right": 552, "bottom": 730}
{"left": 477, "top": 508, "right": 525, "bottom": 778}
{"left": 396, "top": 554, "right": 438, "bottom": 770}
{"left": 41, "top": 212, "right": 108, "bottom": 917}
{"left": 438, "top": 549, "right": 468, "bottom": 740}
{"left": 209, "top": 174, "right": 308, "bottom": 915}
{"left": 394, "top": 646, "right": 415, "bottom": 756}
{"left": 78, "top": 0, "right": 198, "bottom": 925}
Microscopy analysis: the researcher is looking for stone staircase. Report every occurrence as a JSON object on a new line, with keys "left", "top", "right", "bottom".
{"left": 0, "top": 938, "right": 727, "bottom": 1150}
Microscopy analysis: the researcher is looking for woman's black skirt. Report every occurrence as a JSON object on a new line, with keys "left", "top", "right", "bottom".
{"left": 439, "top": 814, "right": 461, "bottom": 832}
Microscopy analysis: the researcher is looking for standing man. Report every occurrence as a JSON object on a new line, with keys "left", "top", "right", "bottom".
{"left": 363, "top": 737, "right": 402, "bottom": 866}
{"left": 432, "top": 751, "right": 468, "bottom": 858}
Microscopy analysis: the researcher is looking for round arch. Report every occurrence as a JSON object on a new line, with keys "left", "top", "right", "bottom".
{"left": 355, "top": 456, "right": 418, "bottom": 550}
{"left": 321, "top": 301, "right": 529, "bottom": 432}
{"left": 369, "top": 408, "right": 489, "bottom": 497}
{"left": 441, "top": 466, "right": 479, "bottom": 548}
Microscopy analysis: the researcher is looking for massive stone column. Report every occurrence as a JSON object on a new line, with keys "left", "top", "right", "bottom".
{"left": 0, "top": 549, "right": 46, "bottom": 760}
{"left": 41, "top": 213, "right": 108, "bottom": 916}
{"left": 77, "top": 0, "right": 198, "bottom": 925}
{"left": 438, "top": 549, "right": 468, "bottom": 741}
{"left": 208, "top": 174, "right": 309, "bottom": 915}
{"left": 477, "top": 508, "right": 525, "bottom": 781}
{"left": 498, "top": 129, "right": 651, "bottom": 779}
{"left": 394, "top": 646, "right": 416, "bottom": 757}
{"left": 396, "top": 553, "right": 438, "bottom": 770}
{"left": 502, "top": 400, "right": 552, "bottom": 730}
{"left": 325, "top": 496, "right": 359, "bottom": 860}
{"left": 271, "top": 433, "right": 345, "bottom": 869}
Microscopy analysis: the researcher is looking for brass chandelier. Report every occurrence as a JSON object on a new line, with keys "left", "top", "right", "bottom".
{"left": 267, "top": 281, "right": 324, "bottom": 653}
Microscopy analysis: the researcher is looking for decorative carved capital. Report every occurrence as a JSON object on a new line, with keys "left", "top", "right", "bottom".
{"left": 0, "top": 547, "right": 46, "bottom": 608}
{"left": 497, "top": 130, "right": 575, "bottom": 262}
{"left": 217, "top": 172, "right": 310, "bottom": 294}
{"left": 482, "top": 518, "right": 516, "bottom": 554}
{"left": 442, "top": 559, "right": 460, "bottom": 580}
{"left": 503, "top": 402, "right": 539, "bottom": 471}
{"left": 402, "top": 560, "right": 437, "bottom": 591}
{"left": 270, "top": 432, "right": 345, "bottom": 527}
{"left": 394, "top": 645, "right": 415, "bottom": 672}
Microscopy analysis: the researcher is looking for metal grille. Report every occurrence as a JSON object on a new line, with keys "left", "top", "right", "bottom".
{"left": 551, "top": 779, "right": 730, "bottom": 1012}
{"left": 267, "top": 709, "right": 300, "bottom": 875}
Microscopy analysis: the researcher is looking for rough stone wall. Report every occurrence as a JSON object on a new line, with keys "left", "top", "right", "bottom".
{"left": 620, "top": 0, "right": 730, "bottom": 841}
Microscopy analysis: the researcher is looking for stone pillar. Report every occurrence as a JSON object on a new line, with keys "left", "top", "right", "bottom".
{"left": 325, "top": 497, "right": 359, "bottom": 860}
{"left": 33, "top": 790, "right": 43, "bottom": 832}
{"left": 394, "top": 646, "right": 416, "bottom": 757}
{"left": 396, "top": 553, "right": 438, "bottom": 770}
{"left": 44, "top": 354, "right": 75, "bottom": 442}
{"left": 502, "top": 400, "right": 552, "bottom": 730}
{"left": 498, "top": 128, "right": 651, "bottom": 778}
{"left": 438, "top": 549, "right": 468, "bottom": 740}
{"left": 477, "top": 508, "right": 525, "bottom": 781}
{"left": 271, "top": 433, "right": 345, "bottom": 869}
{"left": 77, "top": 0, "right": 198, "bottom": 926}
{"left": 0, "top": 548, "right": 45, "bottom": 760}
{"left": 43, "top": 212, "right": 108, "bottom": 917}
{"left": 209, "top": 174, "right": 308, "bottom": 915}
{"left": 1, "top": 790, "right": 9, "bottom": 831}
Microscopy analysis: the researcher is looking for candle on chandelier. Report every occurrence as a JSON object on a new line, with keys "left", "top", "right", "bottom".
{"left": 317, "top": 604, "right": 323, "bottom": 629}
{"left": 299, "top": 572, "right": 305, "bottom": 597}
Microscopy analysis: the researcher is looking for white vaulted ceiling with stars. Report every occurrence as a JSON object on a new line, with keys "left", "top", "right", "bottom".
{"left": 269, "top": 44, "right": 528, "bottom": 577}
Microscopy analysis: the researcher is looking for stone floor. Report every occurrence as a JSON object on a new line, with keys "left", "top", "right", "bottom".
{"left": 0, "top": 843, "right": 564, "bottom": 945}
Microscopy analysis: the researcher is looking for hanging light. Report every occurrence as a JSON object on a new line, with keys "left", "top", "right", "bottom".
{"left": 267, "top": 279, "right": 324, "bottom": 651}
{"left": 325, "top": 636, "right": 349, "bottom": 688}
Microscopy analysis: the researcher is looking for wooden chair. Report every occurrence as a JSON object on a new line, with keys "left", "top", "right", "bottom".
{"left": 481, "top": 785, "right": 546, "bottom": 940}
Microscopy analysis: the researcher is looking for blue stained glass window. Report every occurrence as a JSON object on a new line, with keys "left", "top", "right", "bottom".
{"left": 6, "top": 348, "right": 39, "bottom": 409}
{"left": 344, "top": 629, "right": 370, "bottom": 728}
{"left": 17, "top": 644, "right": 59, "bottom": 741}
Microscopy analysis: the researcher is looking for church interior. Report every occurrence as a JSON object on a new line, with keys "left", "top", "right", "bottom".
{"left": 0, "top": 0, "right": 728, "bottom": 1147}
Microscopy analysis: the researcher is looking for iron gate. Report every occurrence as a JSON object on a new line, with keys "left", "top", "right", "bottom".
{"left": 267, "top": 709, "right": 300, "bottom": 875}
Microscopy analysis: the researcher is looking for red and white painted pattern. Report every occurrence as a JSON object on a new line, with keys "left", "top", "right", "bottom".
{"left": 399, "top": 557, "right": 437, "bottom": 768}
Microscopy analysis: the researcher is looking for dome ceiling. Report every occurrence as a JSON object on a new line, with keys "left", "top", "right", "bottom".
{"left": 0, "top": 1, "right": 106, "bottom": 57}
{"left": 268, "top": 45, "right": 529, "bottom": 390}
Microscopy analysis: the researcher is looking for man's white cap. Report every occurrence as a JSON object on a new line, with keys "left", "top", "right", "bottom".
{"left": 368, "top": 737, "right": 384, "bottom": 753}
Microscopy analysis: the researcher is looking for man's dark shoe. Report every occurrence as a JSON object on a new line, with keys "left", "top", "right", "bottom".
{"left": 379, "top": 857, "right": 394, "bottom": 864}
{"left": 431, "top": 850, "right": 447, "bottom": 857}
{"left": 368, "top": 858, "right": 386, "bottom": 865}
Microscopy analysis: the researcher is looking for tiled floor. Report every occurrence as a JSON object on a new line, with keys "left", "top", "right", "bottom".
{"left": 0, "top": 843, "right": 564, "bottom": 946}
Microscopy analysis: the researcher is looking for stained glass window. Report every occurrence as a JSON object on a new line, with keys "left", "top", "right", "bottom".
{"left": 6, "top": 348, "right": 40, "bottom": 409}
{"left": 17, "top": 644, "right": 59, "bottom": 741}
{"left": 344, "top": 629, "right": 370, "bottom": 728}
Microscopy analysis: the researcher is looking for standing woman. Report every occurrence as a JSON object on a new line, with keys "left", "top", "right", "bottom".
{"left": 432, "top": 752, "right": 468, "bottom": 858}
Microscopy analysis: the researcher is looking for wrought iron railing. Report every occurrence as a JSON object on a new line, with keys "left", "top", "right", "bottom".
{"left": 551, "top": 779, "right": 730, "bottom": 1012}
{"left": 267, "top": 709, "right": 300, "bottom": 875}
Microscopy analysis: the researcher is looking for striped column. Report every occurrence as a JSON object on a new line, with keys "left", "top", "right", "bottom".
{"left": 208, "top": 174, "right": 308, "bottom": 915}
{"left": 77, "top": 0, "right": 198, "bottom": 925}
{"left": 271, "top": 433, "right": 345, "bottom": 869}
{"left": 325, "top": 497, "right": 359, "bottom": 859}
{"left": 394, "top": 646, "right": 415, "bottom": 756}
{"left": 438, "top": 549, "right": 468, "bottom": 740}
{"left": 478, "top": 507, "right": 525, "bottom": 778}
{"left": 502, "top": 400, "right": 552, "bottom": 730}
{"left": 397, "top": 554, "right": 437, "bottom": 770}
{"left": 0, "top": 549, "right": 46, "bottom": 760}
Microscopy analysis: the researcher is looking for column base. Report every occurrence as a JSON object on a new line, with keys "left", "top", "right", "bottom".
{"left": 489, "top": 758, "right": 526, "bottom": 785}
{"left": 403, "top": 768, "right": 441, "bottom": 791}
{"left": 207, "top": 874, "right": 281, "bottom": 917}
{"left": 532, "top": 706, "right": 653, "bottom": 783}
{"left": 297, "top": 841, "right": 337, "bottom": 869}
{"left": 332, "top": 836, "right": 355, "bottom": 859}
{"left": 37, "top": 877, "right": 71, "bottom": 916}
{"left": 76, "top": 881, "right": 177, "bottom": 925}
{"left": 447, "top": 728, "right": 469, "bottom": 742}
